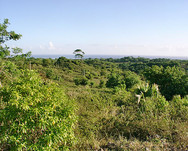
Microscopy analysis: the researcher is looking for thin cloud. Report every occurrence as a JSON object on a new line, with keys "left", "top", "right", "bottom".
{"left": 49, "top": 41, "right": 56, "bottom": 50}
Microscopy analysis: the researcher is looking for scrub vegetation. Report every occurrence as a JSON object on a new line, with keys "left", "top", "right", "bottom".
{"left": 0, "top": 19, "right": 188, "bottom": 150}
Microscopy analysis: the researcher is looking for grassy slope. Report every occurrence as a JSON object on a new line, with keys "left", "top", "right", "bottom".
{"left": 7, "top": 58, "right": 187, "bottom": 150}
{"left": 31, "top": 59, "right": 188, "bottom": 150}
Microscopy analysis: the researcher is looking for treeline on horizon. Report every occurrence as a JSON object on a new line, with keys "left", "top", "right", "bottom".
{"left": 1, "top": 19, "right": 188, "bottom": 150}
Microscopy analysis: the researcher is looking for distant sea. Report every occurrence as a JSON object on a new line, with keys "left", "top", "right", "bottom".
{"left": 31, "top": 54, "right": 188, "bottom": 60}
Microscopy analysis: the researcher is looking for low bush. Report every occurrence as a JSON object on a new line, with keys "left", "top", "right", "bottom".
{"left": 0, "top": 69, "right": 76, "bottom": 150}
{"left": 74, "top": 77, "right": 88, "bottom": 86}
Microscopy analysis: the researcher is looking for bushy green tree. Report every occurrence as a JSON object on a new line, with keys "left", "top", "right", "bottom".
{"left": 123, "top": 71, "right": 142, "bottom": 89}
{"left": 42, "top": 58, "right": 52, "bottom": 67}
{"left": 106, "top": 73, "right": 124, "bottom": 88}
{"left": 0, "top": 19, "right": 22, "bottom": 58}
{"left": 74, "top": 77, "right": 88, "bottom": 86}
{"left": 55, "top": 57, "right": 74, "bottom": 70}
{"left": 144, "top": 65, "right": 188, "bottom": 100}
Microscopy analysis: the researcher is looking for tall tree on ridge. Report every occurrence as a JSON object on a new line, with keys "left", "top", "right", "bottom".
{"left": 73, "top": 49, "right": 85, "bottom": 59}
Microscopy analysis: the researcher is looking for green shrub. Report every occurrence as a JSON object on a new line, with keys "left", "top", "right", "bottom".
{"left": 86, "top": 73, "right": 93, "bottom": 79}
{"left": 0, "top": 61, "right": 21, "bottom": 86}
{"left": 99, "top": 80, "right": 105, "bottom": 88}
{"left": 113, "top": 84, "right": 126, "bottom": 94}
{"left": 123, "top": 71, "right": 142, "bottom": 89}
{"left": 90, "top": 81, "right": 95, "bottom": 87}
{"left": 170, "top": 95, "right": 188, "bottom": 121}
{"left": 135, "top": 83, "right": 160, "bottom": 99}
{"left": 144, "top": 66, "right": 188, "bottom": 100}
{"left": 42, "top": 58, "right": 52, "bottom": 67}
{"left": 45, "top": 68, "right": 55, "bottom": 79}
{"left": 0, "top": 69, "right": 76, "bottom": 150}
{"left": 100, "top": 70, "right": 106, "bottom": 76}
{"left": 106, "top": 73, "right": 124, "bottom": 88}
{"left": 74, "top": 77, "right": 88, "bottom": 86}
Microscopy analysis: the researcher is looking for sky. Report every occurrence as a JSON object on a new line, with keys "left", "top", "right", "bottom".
{"left": 0, "top": 0, "right": 188, "bottom": 56}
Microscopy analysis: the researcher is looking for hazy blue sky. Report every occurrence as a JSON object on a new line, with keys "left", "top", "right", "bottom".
{"left": 1, "top": 0, "right": 188, "bottom": 56}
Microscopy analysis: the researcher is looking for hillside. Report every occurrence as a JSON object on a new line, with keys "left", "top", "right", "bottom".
{"left": 1, "top": 55, "right": 187, "bottom": 150}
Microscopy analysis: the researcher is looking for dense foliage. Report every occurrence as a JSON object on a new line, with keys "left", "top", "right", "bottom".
{"left": 12, "top": 55, "right": 186, "bottom": 150}
{"left": 0, "top": 19, "right": 76, "bottom": 150}
{"left": 0, "top": 19, "right": 21, "bottom": 58}
{"left": 144, "top": 65, "right": 188, "bottom": 100}
{"left": 0, "top": 66, "right": 76, "bottom": 150}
